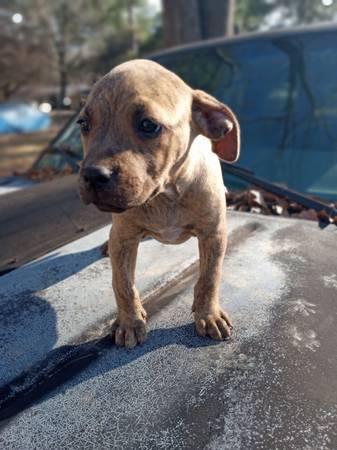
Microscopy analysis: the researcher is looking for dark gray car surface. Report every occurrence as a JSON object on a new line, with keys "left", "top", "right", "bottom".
{"left": 0, "top": 212, "right": 336, "bottom": 449}
{"left": 0, "top": 174, "right": 110, "bottom": 275}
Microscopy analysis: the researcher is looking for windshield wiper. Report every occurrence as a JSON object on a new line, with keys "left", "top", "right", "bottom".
{"left": 222, "top": 162, "right": 337, "bottom": 221}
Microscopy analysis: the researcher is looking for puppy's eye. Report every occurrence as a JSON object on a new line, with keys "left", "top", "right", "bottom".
{"left": 77, "top": 117, "right": 90, "bottom": 134}
{"left": 138, "top": 119, "right": 161, "bottom": 137}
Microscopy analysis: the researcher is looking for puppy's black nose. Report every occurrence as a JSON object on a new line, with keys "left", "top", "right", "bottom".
{"left": 83, "top": 166, "right": 111, "bottom": 187}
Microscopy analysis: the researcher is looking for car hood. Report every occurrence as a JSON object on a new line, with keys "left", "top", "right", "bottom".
{"left": 0, "top": 211, "right": 337, "bottom": 448}
{"left": 0, "top": 174, "right": 110, "bottom": 274}
{"left": 0, "top": 176, "right": 35, "bottom": 196}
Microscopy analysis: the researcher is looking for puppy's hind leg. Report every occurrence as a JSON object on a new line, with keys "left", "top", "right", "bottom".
{"left": 192, "top": 231, "right": 232, "bottom": 341}
{"left": 109, "top": 223, "right": 147, "bottom": 349}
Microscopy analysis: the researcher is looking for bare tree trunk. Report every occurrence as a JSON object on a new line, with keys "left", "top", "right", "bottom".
{"left": 162, "top": 0, "right": 201, "bottom": 47}
{"left": 224, "top": 0, "right": 236, "bottom": 36}
{"left": 296, "top": 0, "right": 316, "bottom": 24}
{"left": 127, "top": 1, "right": 139, "bottom": 54}
{"left": 59, "top": 77, "right": 67, "bottom": 107}
{"left": 162, "top": 0, "right": 180, "bottom": 47}
{"left": 199, "top": 0, "right": 235, "bottom": 38}
{"left": 52, "top": 19, "right": 69, "bottom": 109}
{"left": 162, "top": 0, "right": 236, "bottom": 47}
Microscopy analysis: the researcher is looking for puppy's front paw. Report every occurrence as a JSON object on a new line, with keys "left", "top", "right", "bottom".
{"left": 112, "top": 311, "right": 147, "bottom": 348}
{"left": 194, "top": 308, "right": 232, "bottom": 340}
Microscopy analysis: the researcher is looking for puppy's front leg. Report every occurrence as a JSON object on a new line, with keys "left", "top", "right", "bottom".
{"left": 193, "top": 231, "right": 232, "bottom": 340}
{"left": 109, "top": 224, "right": 147, "bottom": 348}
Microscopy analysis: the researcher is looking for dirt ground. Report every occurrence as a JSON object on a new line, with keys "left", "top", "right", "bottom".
{"left": 0, "top": 112, "right": 74, "bottom": 177}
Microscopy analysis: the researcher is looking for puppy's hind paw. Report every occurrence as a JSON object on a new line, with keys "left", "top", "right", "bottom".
{"left": 194, "top": 308, "right": 232, "bottom": 341}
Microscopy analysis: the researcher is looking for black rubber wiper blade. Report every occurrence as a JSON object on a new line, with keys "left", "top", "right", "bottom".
{"left": 222, "top": 162, "right": 337, "bottom": 219}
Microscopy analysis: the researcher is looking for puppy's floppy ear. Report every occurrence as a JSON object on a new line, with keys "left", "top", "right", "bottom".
{"left": 192, "top": 89, "right": 240, "bottom": 163}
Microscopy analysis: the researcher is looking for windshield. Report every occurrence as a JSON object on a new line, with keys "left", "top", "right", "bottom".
{"left": 153, "top": 30, "right": 337, "bottom": 201}
{"left": 32, "top": 114, "right": 82, "bottom": 175}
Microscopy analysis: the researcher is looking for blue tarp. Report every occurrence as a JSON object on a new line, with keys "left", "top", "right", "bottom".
{"left": 0, "top": 102, "right": 51, "bottom": 134}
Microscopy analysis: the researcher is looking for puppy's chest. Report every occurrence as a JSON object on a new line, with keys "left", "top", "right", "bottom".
{"left": 144, "top": 207, "right": 194, "bottom": 244}
{"left": 151, "top": 224, "right": 192, "bottom": 244}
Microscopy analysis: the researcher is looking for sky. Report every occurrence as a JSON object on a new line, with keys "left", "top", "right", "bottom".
{"left": 148, "top": 0, "right": 162, "bottom": 13}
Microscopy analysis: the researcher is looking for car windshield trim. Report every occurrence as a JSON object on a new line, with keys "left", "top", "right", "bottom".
{"left": 222, "top": 162, "right": 337, "bottom": 220}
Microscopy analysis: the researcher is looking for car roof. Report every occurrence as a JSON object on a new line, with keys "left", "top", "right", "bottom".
{"left": 149, "top": 22, "right": 337, "bottom": 59}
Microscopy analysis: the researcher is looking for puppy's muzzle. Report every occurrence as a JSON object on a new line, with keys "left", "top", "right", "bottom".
{"left": 81, "top": 165, "right": 126, "bottom": 213}
{"left": 83, "top": 166, "right": 112, "bottom": 189}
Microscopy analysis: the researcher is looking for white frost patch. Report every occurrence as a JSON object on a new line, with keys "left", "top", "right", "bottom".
{"left": 288, "top": 253, "right": 307, "bottom": 263}
{"left": 205, "top": 224, "right": 290, "bottom": 450}
{"left": 289, "top": 299, "right": 316, "bottom": 317}
{"left": 322, "top": 273, "right": 337, "bottom": 290}
{"left": 290, "top": 326, "right": 320, "bottom": 352}
{"left": 269, "top": 238, "right": 299, "bottom": 254}
{"left": 222, "top": 224, "right": 288, "bottom": 340}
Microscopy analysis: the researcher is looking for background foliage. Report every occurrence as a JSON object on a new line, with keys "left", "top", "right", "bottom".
{"left": 1, "top": 0, "right": 337, "bottom": 103}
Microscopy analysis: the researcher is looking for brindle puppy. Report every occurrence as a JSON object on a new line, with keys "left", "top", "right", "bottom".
{"left": 78, "top": 59, "right": 240, "bottom": 348}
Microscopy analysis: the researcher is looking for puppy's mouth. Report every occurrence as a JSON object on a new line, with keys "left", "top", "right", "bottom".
{"left": 82, "top": 190, "right": 128, "bottom": 213}
{"left": 92, "top": 201, "right": 127, "bottom": 214}
{"left": 93, "top": 188, "right": 160, "bottom": 213}
{"left": 80, "top": 179, "right": 161, "bottom": 213}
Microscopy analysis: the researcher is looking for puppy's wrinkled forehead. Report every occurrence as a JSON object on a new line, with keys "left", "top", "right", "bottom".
{"left": 85, "top": 59, "right": 192, "bottom": 128}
